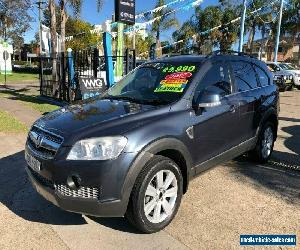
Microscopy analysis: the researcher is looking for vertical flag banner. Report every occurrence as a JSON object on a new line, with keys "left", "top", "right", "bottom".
{"left": 103, "top": 32, "right": 115, "bottom": 87}
{"left": 116, "top": 23, "right": 124, "bottom": 79}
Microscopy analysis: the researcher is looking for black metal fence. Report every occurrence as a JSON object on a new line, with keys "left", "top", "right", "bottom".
{"left": 40, "top": 48, "right": 136, "bottom": 102}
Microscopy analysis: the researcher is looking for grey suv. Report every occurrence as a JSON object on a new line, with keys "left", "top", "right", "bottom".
{"left": 25, "top": 52, "right": 279, "bottom": 233}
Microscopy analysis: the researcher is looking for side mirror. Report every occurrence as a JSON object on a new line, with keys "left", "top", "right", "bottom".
{"left": 196, "top": 91, "right": 222, "bottom": 109}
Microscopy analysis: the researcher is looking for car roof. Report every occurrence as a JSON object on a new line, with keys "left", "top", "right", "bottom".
{"left": 151, "top": 55, "right": 207, "bottom": 63}
{"left": 150, "top": 54, "right": 267, "bottom": 64}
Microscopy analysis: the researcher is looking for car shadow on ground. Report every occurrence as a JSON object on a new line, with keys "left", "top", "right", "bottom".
{"left": 0, "top": 150, "right": 140, "bottom": 233}
{"left": 227, "top": 156, "right": 300, "bottom": 206}
{"left": 0, "top": 151, "right": 86, "bottom": 226}
{"left": 281, "top": 125, "right": 300, "bottom": 156}
{"left": 228, "top": 122, "right": 300, "bottom": 206}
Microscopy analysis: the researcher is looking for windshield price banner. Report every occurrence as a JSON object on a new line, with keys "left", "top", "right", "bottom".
{"left": 154, "top": 65, "right": 197, "bottom": 93}
{"left": 79, "top": 77, "right": 107, "bottom": 100}
{"left": 115, "top": 0, "right": 135, "bottom": 25}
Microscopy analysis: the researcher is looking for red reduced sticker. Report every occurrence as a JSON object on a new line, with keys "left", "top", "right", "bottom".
{"left": 165, "top": 72, "right": 193, "bottom": 80}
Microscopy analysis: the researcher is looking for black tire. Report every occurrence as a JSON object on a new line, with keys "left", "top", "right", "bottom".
{"left": 249, "top": 122, "right": 275, "bottom": 163}
{"left": 125, "top": 155, "right": 183, "bottom": 234}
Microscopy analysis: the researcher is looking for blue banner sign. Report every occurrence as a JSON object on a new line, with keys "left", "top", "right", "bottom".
{"left": 240, "top": 235, "right": 296, "bottom": 246}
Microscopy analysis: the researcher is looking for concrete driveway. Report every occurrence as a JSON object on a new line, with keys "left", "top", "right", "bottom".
{"left": 0, "top": 91, "right": 299, "bottom": 250}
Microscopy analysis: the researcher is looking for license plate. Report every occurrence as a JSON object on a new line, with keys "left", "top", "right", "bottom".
{"left": 25, "top": 152, "right": 41, "bottom": 172}
{"left": 286, "top": 80, "right": 292, "bottom": 83}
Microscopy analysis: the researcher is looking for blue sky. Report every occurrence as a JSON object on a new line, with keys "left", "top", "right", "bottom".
{"left": 25, "top": 0, "right": 220, "bottom": 43}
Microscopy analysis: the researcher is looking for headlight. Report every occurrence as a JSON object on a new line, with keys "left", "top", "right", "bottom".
{"left": 283, "top": 75, "right": 287, "bottom": 80}
{"left": 67, "top": 136, "right": 128, "bottom": 160}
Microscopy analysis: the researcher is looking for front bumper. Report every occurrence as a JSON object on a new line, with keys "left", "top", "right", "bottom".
{"left": 25, "top": 143, "right": 137, "bottom": 217}
{"left": 293, "top": 76, "right": 300, "bottom": 86}
{"left": 26, "top": 166, "right": 126, "bottom": 217}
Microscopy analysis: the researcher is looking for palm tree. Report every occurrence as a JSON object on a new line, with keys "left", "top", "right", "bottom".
{"left": 49, "top": 0, "right": 58, "bottom": 96}
{"left": 49, "top": 0, "right": 103, "bottom": 97}
{"left": 281, "top": 0, "right": 300, "bottom": 64}
{"left": 217, "top": 1, "right": 240, "bottom": 51}
{"left": 193, "top": 6, "right": 223, "bottom": 54}
{"left": 146, "top": 0, "right": 179, "bottom": 57}
{"left": 59, "top": 0, "right": 103, "bottom": 53}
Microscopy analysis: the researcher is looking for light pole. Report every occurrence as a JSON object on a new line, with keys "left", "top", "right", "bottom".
{"left": 239, "top": 0, "right": 247, "bottom": 52}
{"left": 274, "top": 0, "right": 284, "bottom": 63}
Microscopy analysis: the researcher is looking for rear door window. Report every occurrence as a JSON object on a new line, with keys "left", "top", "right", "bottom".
{"left": 231, "top": 61, "right": 258, "bottom": 92}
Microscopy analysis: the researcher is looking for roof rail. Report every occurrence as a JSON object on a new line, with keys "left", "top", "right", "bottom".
{"left": 207, "top": 50, "right": 255, "bottom": 58}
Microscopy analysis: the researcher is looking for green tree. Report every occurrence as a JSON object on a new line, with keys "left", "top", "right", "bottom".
{"left": 0, "top": 0, "right": 32, "bottom": 50}
{"left": 124, "top": 34, "right": 155, "bottom": 59}
{"left": 245, "top": 0, "right": 274, "bottom": 54}
{"left": 281, "top": 0, "right": 300, "bottom": 64}
{"left": 145, "top": 0, "right": 179, "bottom": 57}
{"left": 59, "top": 0, "right": 103, "bottom": 53}
{"left": 172, "top": 20, "right": 197, "bottom": 54}
{"left": 65, "top": 18, "right": 99, "bottom": 50}
{"left": 217, "top": 1, "right": 240, "bottom": 51}
{"left": 193, "top": 6, "right": 223, "bottom": 53}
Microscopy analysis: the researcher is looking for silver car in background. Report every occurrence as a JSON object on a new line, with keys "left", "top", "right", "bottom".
{"left": 266, "top": 62, "right": 294, "bottom": 91}
{"left": 278, "top": 63, "right": 300, "bottom": 89}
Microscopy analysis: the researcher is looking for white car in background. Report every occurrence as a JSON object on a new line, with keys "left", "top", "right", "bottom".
{"left": 267, "top": 62, "right": 300, "bottom": 89}
{"left": 278, "top": 62, "right": 300, "bottom": 89}
{"left": 266, "top": 62, "right": 294, "bottom": 91}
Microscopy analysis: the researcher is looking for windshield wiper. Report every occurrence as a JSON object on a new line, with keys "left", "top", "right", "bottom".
{"left": 104, "top": 96, "right": 170, "bottom": 106}
{"left": 104, "top": 95, "right": 139, "bottom": 103}
{"left": 139, "top": 99, "right": 170, "bottom": 105}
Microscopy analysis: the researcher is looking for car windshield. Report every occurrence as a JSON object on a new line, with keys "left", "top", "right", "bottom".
{"left": 104, "top": 62, "right": 201, "bottom": 105}
{"left": 279, "top": 63, "right": 296, "bottom": 70}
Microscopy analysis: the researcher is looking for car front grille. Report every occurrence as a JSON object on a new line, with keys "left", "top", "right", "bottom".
{"left": 54, "top": 184, "right": 100, "bottom": 200}
{"left": 27, "top": 126, "right": 64, "bottom": 159}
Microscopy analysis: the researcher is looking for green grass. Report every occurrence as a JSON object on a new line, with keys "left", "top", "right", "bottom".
{"left": 0, "top": 110, "right": 28, "bottom": 133}
{"left": 0, "top": 73, "right": 39, "bottom": 83}
{"left": 24, "top": 98, "right": 59, "bottom": 114}
{"left": 0, "top": 88, "right": 60, "bottom": 114}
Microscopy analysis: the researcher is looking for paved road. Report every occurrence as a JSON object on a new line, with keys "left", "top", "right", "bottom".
{"left": 0, "top": 91, "right": 299, "bottom": 250}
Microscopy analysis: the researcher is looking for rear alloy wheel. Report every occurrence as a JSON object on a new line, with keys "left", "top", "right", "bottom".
{"left": 126, "top": 156, "right": 183, "bottom": 233}
{"left": 249, "top": 122, "right": 275, "bottom": 163}
{"left": 261, "top": 127, "right": 274, "bottom": 159}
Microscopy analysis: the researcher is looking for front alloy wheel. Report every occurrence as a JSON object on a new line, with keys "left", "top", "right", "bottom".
{"left": 144, "top": 170, "right": 178, "bottom": 224}
{"left": 126, "top": 156, "right": 183, "bottom": 233}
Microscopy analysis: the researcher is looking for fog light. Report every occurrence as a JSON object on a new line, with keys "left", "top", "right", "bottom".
{"left": 67, "top": 175, "right": 81, "bottom": 190}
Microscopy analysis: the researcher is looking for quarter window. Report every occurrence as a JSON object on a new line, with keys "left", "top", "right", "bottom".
{"left": 254, "top": 66, "right": 269, "bottom": 87}
{"left": 231, "top": 61, "right": 258, "bottom": 92}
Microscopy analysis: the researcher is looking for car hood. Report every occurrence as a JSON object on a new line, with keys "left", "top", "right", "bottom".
{"left": 34, "top": 98, "right": 164, "bottom": 141}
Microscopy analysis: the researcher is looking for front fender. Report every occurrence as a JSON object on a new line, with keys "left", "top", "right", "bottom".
{"left": 120, "top": 137, "right": 193, "bottom": 215}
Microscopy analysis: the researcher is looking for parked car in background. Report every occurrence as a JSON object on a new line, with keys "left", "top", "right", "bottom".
{"left": 273, "top": 74, "right": 287, "bottom": 91}
{"left": 278, "top": 62, "right": 300, "bottom": 89}
{"left": 25, "top": 52, "right": 279, "bottom": 233}
{"left": 266, "top": 62, "right": 300, "bottom": 89}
